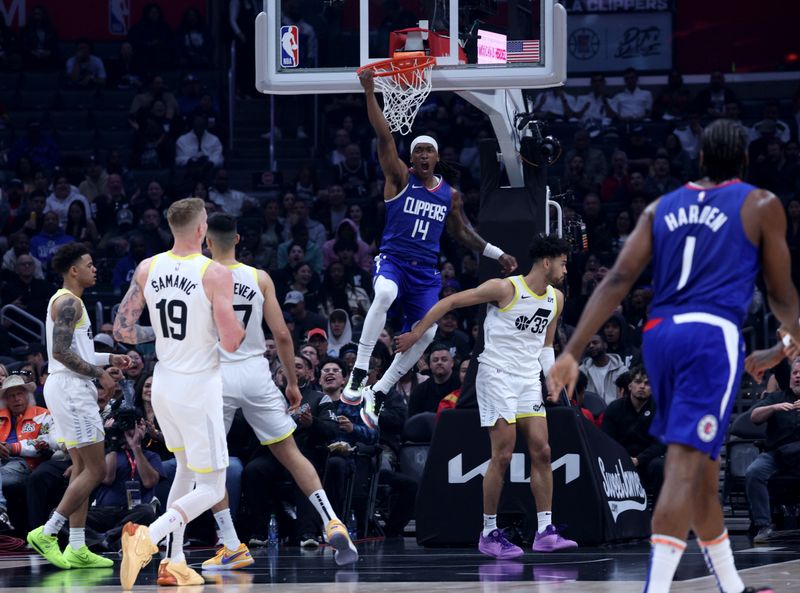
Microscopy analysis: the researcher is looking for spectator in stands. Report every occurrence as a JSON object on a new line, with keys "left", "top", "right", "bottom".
{"left": 610, "top": 68, "right": 652, "bottom": 122}
{"left": 323, "top": 219, "right": 372, "bottom": 272}
{"left": 745, "top": 357, "right": 800, "bottom": 543}
{"left": 329, "top": 128, "right": 351, "bottom": 166}
{"left": 136, "top": 208, "right": 171, "bottom": 255}
{"left": 346, "top": 203, "right": 377, "bottom": 249}
{"left": 315, "top": 184, "right": 348, "bottom": 236}
{"left": 653, "top": 70, "right": 692, "bottom": 121}
{"left": 333, "top": 239, "right": 373, "bottom": 294}
{"left": 64, "top": 201, "right": 99, "bottom": 246}
{"left": 128, "top": 2, "right": 174, "bottom": 69}
{"left": 277, "top": 223, "right": 323, "bottom": 273}
{"left": 2, "top": 253, "right": 52, "bottom": 319}
{"left": 622, "top": 125, "right": 657, "bottom": 173}
{"left": 673, "top": 111, "right": 703, "bottom": 161}
{"left": 576, "top": 73, "right": 615, "bottom": 129}
{"left": 435, "top": 312, "right": 471, "bottom": 361}
{"left": 325, "top": 309, "right": 353, "bottom": 357}
{"left": 94, "top": 173, "right": 131, "bottom": 230}
{"left": 409, "top": 345, "right": 460, "bottom": 417}
{"left": 0, "top": 374, "right": 58, "bottom": 530}
{"left": 563, "top": 129, "right": 607, "bottom": 188}
{"left": 131, "top": 116, "right": 172, "bottom": 170}
{"left": 601, "top": 365, "right": 665, "bottom": 500}
{"left": 331, "top": 144, "right": 378, "bottom": 202}
{"left": 43, "top": 173, "right": 91, "bottom": 228}
{"left": 579, "top": 334, "right": 628, "bottom": 405}
{"left": 663, "top": 133, "right": 693, "bottom": 182}
{"left": 192, "top": 92, "right": 224, "bottom": 139}
{"left": 610, "top": 210, "right": 633, "bottom": 256}
{"left": 20, "top": 5, "right": 59, "bottom": 70}
{"left": 581, "top": 193, "right": 612, "bottom": 253}
{"left": 30, "top": 211, "right": 74, "bottom": 270}
{"left": 175, "top": 113, "right": 224, "bottom": 168}
{"left": 288, "top": 263, "right": 322, "bottom": 312}
{"left": 176, "top": 74, "right": 204, "bottom": 118}
{"left": 132, "top": 181, "right": 171, "bottom": 222}
{"left": 283, "top": 198, "right": 328, "bottom": 248}
{"left": 9, "top": 120, "right": 59, "bottom": 171}
{"left": 694, "top": 71, "right": 738, "bottom": 119}
{"left": 284, "top": 291, "right": 326, "bottom": 344}
{"left": 570, "top": 371, "right": 603, "bottom": 427}
{"left": 602, "top": 312, "right": 640, "bottom": 368}
{"left": 645, "top": 155, "right": 681, "bottom": 200}
{"left": 1, "top": 178, "right": 27, "bottom": 236}
{"left": 111, "top": 234, "right": 148, "bottom": 293}
{"left": 563, "top": 154, "right": 595, "bottom": 198}
{"left": 78, "top": 157, "right": 109, "bottom": 203}
{"left": 750, "top": 101, "right": 792, "bottom": 145}
{"left": 176, "top": 7, "right": 213, "bottom": 68}
{"left": 319, "top": 261, "right": 371, "bottom": 320}
{"left": 600, "top": 150, "right": 630, "bottom": 203}
{"left": 2, "top": 234, "right": 44, "bottom": 280}
{"left": 259, "top": 199, "right": 284, "bottom": 251}
{"left": 749, "top": 139, "right": 800, "bottom": 201}
{"left": 106, "top": 42, "right": 143, "bottom": 90}
{"left": 129, "top": 75, "right": 179, "bottom": 124}
{"left": 65, "top": 38, "right": 106, "bottom": 88}
{"left": 293, "top": 164, "right": 319, "bottom": 203}
{"left": 209, "top": 168, "right": 254, "bottom": 217}
{"left": 532, "top": 88, "right": 579, "bottom": 121}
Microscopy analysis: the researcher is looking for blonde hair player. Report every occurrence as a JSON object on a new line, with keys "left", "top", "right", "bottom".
{"left": 113, "top": 197, "right": 245, "bottom": 589}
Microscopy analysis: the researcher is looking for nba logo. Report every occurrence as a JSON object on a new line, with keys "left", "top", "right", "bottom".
{"left": 109, "top": 0, "right": 130, "bottom": 35}
{"left": 280, "top": 25, "right": 299, "bottom": 68}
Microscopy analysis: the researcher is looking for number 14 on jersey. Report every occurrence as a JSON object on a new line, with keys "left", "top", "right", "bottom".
{"left": 412, "top": 218, "right": 430, "bottom": 241}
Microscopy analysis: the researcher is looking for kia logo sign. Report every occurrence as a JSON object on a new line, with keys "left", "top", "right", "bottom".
{"left": 448, "top": 453, "right": 580, "bottom": 484}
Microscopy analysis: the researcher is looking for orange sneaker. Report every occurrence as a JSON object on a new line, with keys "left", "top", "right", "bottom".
{"left": 156, "top": 559, "right": 205, "bottom": 586}
{"left": 120, "top": 523, "right": 158, "bottom": 590}
{"left": 325, "top": 519, "right": 358, "bottom": 566}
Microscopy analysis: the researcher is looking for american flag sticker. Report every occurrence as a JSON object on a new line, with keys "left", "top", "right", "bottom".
{"left": 506, "top": 40, "right": 541, "bottom": 63}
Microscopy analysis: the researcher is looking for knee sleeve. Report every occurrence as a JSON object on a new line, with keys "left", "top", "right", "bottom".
{"left": 372, "top": 276, "right": 399, "bottom": 310}
{"left": 194, "top": 469, "right": 227, "bottom": 505}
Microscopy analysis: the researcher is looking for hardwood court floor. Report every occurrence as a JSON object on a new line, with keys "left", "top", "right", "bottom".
{"left": 0, "top": 534, "right": 798, "bottom": 592}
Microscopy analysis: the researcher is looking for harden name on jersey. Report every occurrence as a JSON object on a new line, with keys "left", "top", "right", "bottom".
{"left": 663, "top": 204, "right": 728, "bottom": 233}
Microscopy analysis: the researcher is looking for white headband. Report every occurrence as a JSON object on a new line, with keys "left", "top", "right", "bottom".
{"left": 410, "top": 135, "right": 438, "bottom": 154}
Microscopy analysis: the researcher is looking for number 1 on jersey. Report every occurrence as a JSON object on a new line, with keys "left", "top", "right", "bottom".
{"left": 676, "top": 236, "right": 696, "bottom": 291}
{"left": 411, "top": 218, "right": 430, "bottom": 241}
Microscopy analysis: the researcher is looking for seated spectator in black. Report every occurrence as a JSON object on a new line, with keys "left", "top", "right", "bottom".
{"left": 175, "top": 113, "right": 224, "bottom": 168}
{"left": 20, "top": 5, "right": 58, "bottom": 70}
{"left": 600, "top": 151, "right": 630, "bottom": 203}
{"left": 176, "top": 7, "right": 213, "bottom": 68}
{"left": 129, "top": 75, "right": 179, "bottom": 125}
{"left": 630, "top": 194, "right": 648, "bottom": 224}
{"left": 87, "top": 409, "right": 163, "bottom": 550}
{"left": 283, "top": 291, "right": 326, "bottom": 344}
{"left": 610, "top": 210, "right": 633, "bottom": 256}
{"left": 209, "top": 168, "right": 256, "bottom": 217}
{"left": 652, "top": 70, "right": 692, "bottom": 122}
{"left": 563, "top": 154, "right": 596, "bottom": 199}
{"left": 106, "top": 42, "right": 143, "bottom": 90}
{"left": 602, "top": 312, "right": 641, "bottom": 368}
{"left": 127, "top": 2, "right": 174, "bottom": 70}
{"left": 314, "top": 183, "right": 348, "bottom": 237}
{"left": 30, "top": 212, "right": 74, "bottom": 272}
{"left": 277, "top": 223, "right": 324, "bottom": 274}
{"left": 132, "top": 181, "right": 171, "bottom": 222}
{"left": 286, "top": 262, "right": 322, "bottom": 313}
{"left": 64, "top": 200, "right": 99, "bottom": 246}
{"left": 132, "top": 373, "right": 170, "bottom": 460}
{"left": 746, "top": 358, "right": 800, "bottom": 544}
{"left": 136, "top": 208, "right": 172, "bottom": 255}
{"left": 749, "top": 139, "right": 800, "bottom": 201}
{"left": 333, "top": 240, "right": 373, "bottom": 298}
{"left": 569, "top": 371, "right": 604, "bottom": 427}
{"left": 323, "top": 219, "right": 372, "bottom": 272}
{"left": 694, "top": 71, "right": 738, "bottom": 119}
{"left": 132, "top": 117, "right": 172, "bottom": 169}
{"left": 1, "top": 254, "right": 52, "bottom": 321}
{"left": 435, "top": 312, "right": 471, "bottom": 361}
{"left": 65, "top": 38, "right": 106, "bottom": 88}
{"left": 563, "top": 129, "right": 608, "bottom": 188}
{"left": 319, "top": 260, "right": 372, "bottom": 321}
{"left": 112, "top": 234, "right": 148, "bottom": 294}
{"left": 663, "top": 133, "right": 694, "bottom": 182}
{"left": 94, "top": 174, "right": 132, "bottom": 230}
{"left": 238, "top": 223, "right": 275, "bottom": 271}
{"left": 0, "top": 374, "right": 58, "bottom": 530}
{"left": 283, "top": 198, "right": 327, "bottom": 249}
{"left": 9, "top": 120, "right": 60, "bottom": 171}
{"left": 623, "top": 285, "right": 652, "bottom": 339}
{"left": 645, "top": 155, "right": 681, "bottom": 201}
{"left": 346, "top": 203, "right": 378, "bottom": 250}
{"left": 409, "top": 345, "right": 461, "bottom": 417}
{"left": 622, "top": 126, "right": 657, "bottom": 174}
{"left": 581, "top": 193, "right": 613, "bottom": 253}
{"left": 601, "top": 366, "right": 665, "bottom": 501}
{"left": 331, "top": 143, "right": 378, "bottom": 202}
{"left": 579, "top": 334, "right": 628, "bottom": 405}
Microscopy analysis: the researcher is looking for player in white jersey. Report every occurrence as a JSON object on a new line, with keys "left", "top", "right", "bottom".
{"left": 202, "top": 213, "right": 357, "bottom": 568}
{"left": 112, "top": 198, "right": 245, "bottom": 589}
{"left": 27, "top": 243, "right": 130, "bottom": 570}
{"left": 396, "top": 235, "right": 578, "bottom": 557}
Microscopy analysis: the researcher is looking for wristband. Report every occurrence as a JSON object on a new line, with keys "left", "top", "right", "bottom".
{"left": 783, "top": 333, "right": 793, "bottom": 348}
{"left": 482, "top": 242, "right": 504, "bottom": 260}
{"left": 540, "top": 347, "right": 555, "bottom": 375}
{"left": 95, "top": 353, "right": 111, "bottom": 367}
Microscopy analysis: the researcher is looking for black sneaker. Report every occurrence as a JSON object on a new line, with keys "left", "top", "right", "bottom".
{"left": 0, "top": 509, "right": 13, "bottom": 533}
{"left": 342, "top": 367, "right": 368, "bottom": 405}
{"left": 753, "top": 525, "right": 774, "bottom": 544}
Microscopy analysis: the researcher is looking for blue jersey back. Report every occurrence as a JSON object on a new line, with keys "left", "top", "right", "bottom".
{"left": 649, "top": 180, "right": 759, "bottom": 326}
{"left": 380, "top": 172, "right": 452, "bottom": 265}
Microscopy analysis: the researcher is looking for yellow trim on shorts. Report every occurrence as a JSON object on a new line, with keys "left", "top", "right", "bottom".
{"left": 187, "top": 464, "right": 215, "bottom": 473}
{"left": 57, "top": 437, "right": 99, "bottom": 446}
{"left": 516, "top": 411, "right": 547, "bottom": 419}
{"left": 498, "top": 277, "right": 520, "bottom": 312}
{"left": 167, "top": 446, "right": 186, "bottom": 452}
{"left": 261, "top": 426, "right": 296, "bottom": 446}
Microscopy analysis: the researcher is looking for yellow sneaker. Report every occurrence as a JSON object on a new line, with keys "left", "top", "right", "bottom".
{"left": 325, "top": 519, "right": 358, "bottom": 566}
{"left": 120, "top": 523, "right": 158, "bottom": 590}
{"left": 156, "top": 559, "right": 205, "bottom": 586}
{"left": 201, "top": 543, "right": 254, "bottom": 570}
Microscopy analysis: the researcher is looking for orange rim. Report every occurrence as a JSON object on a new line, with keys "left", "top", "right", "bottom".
{"left": 357, "top": 56, "right": 436, "bottom": 78}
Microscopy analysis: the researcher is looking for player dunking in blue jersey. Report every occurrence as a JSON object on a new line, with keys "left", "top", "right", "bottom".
{"left": 549, "top": 119, "right": 800, "bottom": 593}
{"left": 343, "top": 69, "right": 517, "bottom": 418}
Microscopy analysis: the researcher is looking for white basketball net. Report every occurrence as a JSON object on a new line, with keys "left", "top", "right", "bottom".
{"left": 372, "top": 58, "right": 434, "bottom": 136}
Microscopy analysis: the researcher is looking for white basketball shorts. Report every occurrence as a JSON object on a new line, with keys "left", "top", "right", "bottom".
{"left": 475, "top": 362, "right": 546, "bottom": 427}
{"left": 43, "top": 372, "right": 104, "bottom": 448}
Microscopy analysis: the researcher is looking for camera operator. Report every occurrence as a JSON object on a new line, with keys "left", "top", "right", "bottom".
{"left": 86, "top": 407, "right": 165, "bottom": 550}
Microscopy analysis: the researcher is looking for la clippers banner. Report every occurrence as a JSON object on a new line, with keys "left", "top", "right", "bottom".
{"left": 0, "top": 0, "right": 205, "bottom": 39}
{"left": 415, "top": 407, "right": 650, "bottom": 546}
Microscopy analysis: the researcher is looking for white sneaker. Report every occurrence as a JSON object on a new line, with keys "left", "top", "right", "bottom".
{"left": 360, "top": 387, "right": 379, "bottom": 429}
{"left": 342, "top": 372, "right": 366, "bottom": 405}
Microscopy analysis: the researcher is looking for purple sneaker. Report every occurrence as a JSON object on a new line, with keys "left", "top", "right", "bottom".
{"left": 478, "top": 529, "right": 524, "bottom": 559}
{"left": 532, "top": 525, "right": 578, "bottom": 552}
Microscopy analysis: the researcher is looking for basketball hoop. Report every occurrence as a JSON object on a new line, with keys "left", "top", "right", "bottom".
{"left": 358, "top": 54, "right": 435, "bottom": 136}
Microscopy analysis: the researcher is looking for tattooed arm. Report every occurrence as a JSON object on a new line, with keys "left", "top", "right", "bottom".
{"left": 51, "top": 295, "right": 116, "bottom": 390}
{"left": 113, "top": 259, "right": 156, "bottom": 345}
{"left": 445, "top": 189, "right": 518, "bottom": 275}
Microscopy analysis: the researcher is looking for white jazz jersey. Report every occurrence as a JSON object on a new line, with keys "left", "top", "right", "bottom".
{"left": 478, "top": 277, "right": 558, "bottom": 379}
{"left": 221, "top": 263, "right": 265, "bottom": 362}
{"left": 144, "top": 251, "right": 219, "bottom": 373}
{"left": 46, "top": 288, "right": 95, "bottom": 376}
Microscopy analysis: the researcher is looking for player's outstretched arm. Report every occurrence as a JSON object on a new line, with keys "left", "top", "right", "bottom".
{"left": 548, "top": 204, "right": 655, "bottom": 397}
{"left": 359, "top": 69, "right": 407, "bottom": 196}
{"left": 113, "top": 259, "right": 156, "bottom": 345}
{"left": 206, "top": 263, "right": 245, "bottom": 353}
{"left": 445, "top": 190, "right": 517, "bottom": 275}
{"left": 259, "top": 270, "right": 301, "bottom": 410}
{"left": 395, "top": 279, "right": 513, "bottom": 353}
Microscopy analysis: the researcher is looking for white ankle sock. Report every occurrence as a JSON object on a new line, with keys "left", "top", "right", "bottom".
{"left": 43, "top": 511, "right": 67, "bottom": 537}
{"left": 309, "top": 489, "right": 339, "bottom": 524}
{"left": 69, "top": 528, "right": 85, "bottom": 550}
{"left": 644, "top": 534, "right": 686, "bottom": 593}
{"left": 213, "top": 509, "right": 241, "bottom": 551}
{"left": 482, "top": 514, "right": 497, "bottom": 537}
{"left": 168, "top": 527, "right": 186, "bottom": 563}
{"left": 699, "top": 530, "right": 745, "bottom": 593}
{"left": 149, "top": 508, "right": 185, "bottom": 546}
{"left": 537, "top": 511, "right": 552, "bottom": 534}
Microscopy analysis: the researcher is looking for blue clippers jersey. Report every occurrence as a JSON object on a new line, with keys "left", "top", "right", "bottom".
{"left": 380, "top": 172, "right": 452, "bottom": 265}
{"left": 649, "top": 180, "right": 759, "bottom": 326}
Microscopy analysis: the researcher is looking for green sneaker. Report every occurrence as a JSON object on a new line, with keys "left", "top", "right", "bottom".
{"left": 63, "top": 544, "right": 114, "bottom": 568}
{"left": 27, "top": 526, "right": 70, "bottom": 569}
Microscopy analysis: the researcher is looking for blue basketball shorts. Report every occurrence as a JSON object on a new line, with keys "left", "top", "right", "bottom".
{"left": 642, "top": 311, "right": 745, "bottom": 460}
{"left": 373, "top": 253, "right": 441, "bottom": 332}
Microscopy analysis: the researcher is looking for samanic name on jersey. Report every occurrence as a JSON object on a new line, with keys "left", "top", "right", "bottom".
{"left": 663, "top": 205, "right": 728, "bottom": 233}
{"left": 234, "top": 282, "right": 257, "bottom": 301}
{"left": 403, "top": 196, "right": 447, "bottom": 221}
{"left": 150, "top": 274, "right": 198, "bottom": 295}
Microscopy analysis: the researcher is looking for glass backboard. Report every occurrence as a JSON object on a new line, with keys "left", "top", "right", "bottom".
{"left": 256, "top": 0, "right": 566, "bottom": 94}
